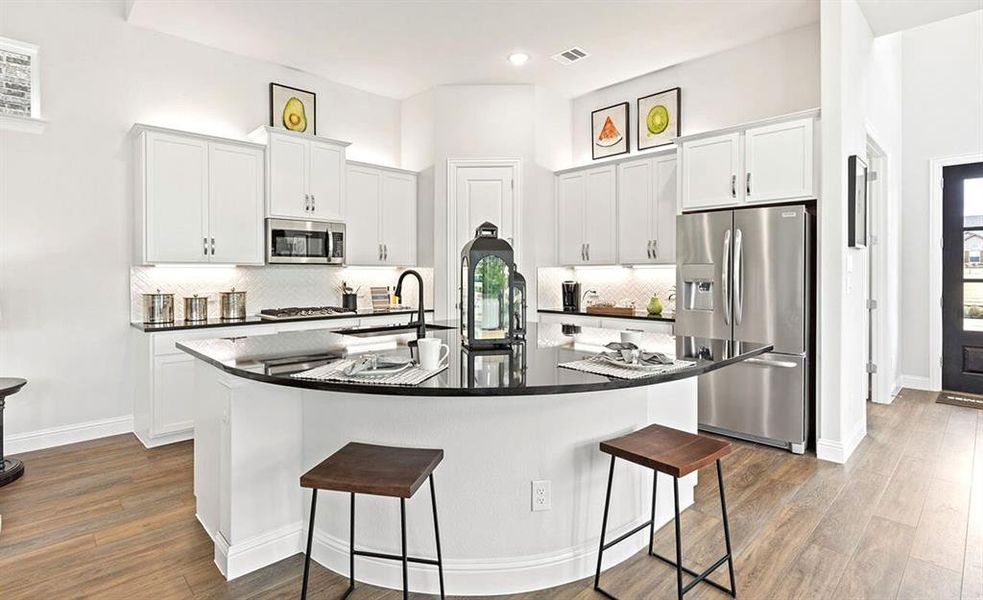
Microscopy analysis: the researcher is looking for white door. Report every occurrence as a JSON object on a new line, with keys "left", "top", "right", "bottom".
{"left": 345, "top": 165, "right": 382, "bottom": 265}
{"left": 381, "top": 171, "right": 417, "bottom": 266}
{"left": 269, "top": 134, "right": 309, "bottom": 219}
{"left": 557, "top": 172, "right": 586, "bottom": 265}
{"left": 744, "top": 118, "right": 814, "bottom": 203}
{"left": 455, "top": 165, "right": 515, "bottom": 252}
{"left": 145, "top": 131, "right": 208, "bottom": 263}
{"left": 584, "top": 165, "right": 617, "bottom": 264}
{"left": 653, "top": 154, "right": 678, "bottom": 264}
{"left": 308, "top": 140, "right": 345, "bottom": 220}
{"left": 681, "top": 132, "right": 742, "bottom": 211}
{"left": 208, "top": 142, "right": 264, "bottom": 265}
{"left": 618, "top": 158, "right": 655, "bottom": 264}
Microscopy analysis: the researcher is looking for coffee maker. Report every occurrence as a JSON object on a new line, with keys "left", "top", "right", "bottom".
{"left": 561, "top": 281, "right": 581, "bottom": 312}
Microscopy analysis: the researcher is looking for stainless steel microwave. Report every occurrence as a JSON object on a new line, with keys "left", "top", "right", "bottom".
{"left": 266, "top": 218, "right": 345, "bottom": 264}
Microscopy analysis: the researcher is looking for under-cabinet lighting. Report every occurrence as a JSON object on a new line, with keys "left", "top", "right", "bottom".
{"left": 630, "top": 264, "right": 676, "bottom": 270}
{"left": 153, "top": 264, "right": 238, "bottom": 269}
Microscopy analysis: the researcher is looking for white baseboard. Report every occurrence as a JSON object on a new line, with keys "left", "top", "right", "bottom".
{"left": 308, "top": 488, "right": 695, "bottom": 596}
{"left": 4, "top": 415, "right": 134, "bottom": 455}
{"left": 816, "top": 419, "right": 867, "bottom": 464}
{"left": 217, "top": 521, "right": 304, "bottom": 581}
{"left": 898, "top": 375, "right": 935, "bottom": 391}
{"left": 134, "top": 427, "right": 193, "bottom": 449}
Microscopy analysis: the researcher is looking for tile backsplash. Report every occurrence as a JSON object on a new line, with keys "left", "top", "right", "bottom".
{"left": 130, "top": 265, "right": 433, "bottom": 322}
{"left": 537, "top": 266, "right": 676, "bottom": 315}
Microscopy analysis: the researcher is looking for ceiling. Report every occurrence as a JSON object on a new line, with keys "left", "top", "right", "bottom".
{"left": 126, "top": 0, "right": 818, "bottom": 100}
{"left": 857, "top": 0, "right": 982, "bottom": 36}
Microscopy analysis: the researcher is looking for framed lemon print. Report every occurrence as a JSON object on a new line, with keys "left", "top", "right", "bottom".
{"left": 591, "top": 102, "right": 629, "bottom": 160}
{"left": 270, "top": 83, "right": 316, "bottom": 135}
{"left": 637, "top": 88, "right": 680, "bottom": 150}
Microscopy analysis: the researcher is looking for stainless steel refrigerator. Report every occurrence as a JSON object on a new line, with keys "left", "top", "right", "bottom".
{"left": 675, "top": 204, "right": 813, "bottom": 454}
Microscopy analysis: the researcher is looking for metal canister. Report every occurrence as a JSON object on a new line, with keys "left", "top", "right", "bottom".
{"left": 183, "top": 295, "right": 209, "bottom": 322}
{"left": 142, "top": 289, "right": 175, "bottom": 324}
{"left": 219, "top": 288, "right": 247, "bottom": 320}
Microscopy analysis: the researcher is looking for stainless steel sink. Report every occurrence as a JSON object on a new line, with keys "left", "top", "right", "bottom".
{"left": 336, "top": 323, "right": 454, "bottom": 338}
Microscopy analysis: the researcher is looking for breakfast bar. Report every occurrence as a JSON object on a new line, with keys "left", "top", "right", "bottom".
{"left": 178, "top": 321, "right": 771, "bottom": 596}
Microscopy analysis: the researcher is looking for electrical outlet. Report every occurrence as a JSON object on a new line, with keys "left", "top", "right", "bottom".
{"left": 532, "top": 480, "right": 551, "bottom": 511}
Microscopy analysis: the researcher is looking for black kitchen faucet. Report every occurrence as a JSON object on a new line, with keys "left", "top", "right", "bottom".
{"left": 394, "top": 269, "right": 427, "bottom": 340}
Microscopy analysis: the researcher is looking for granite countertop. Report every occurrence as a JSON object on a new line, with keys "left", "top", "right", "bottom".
{"left": 131, "top": 308, "right": 434, "bottom": 333}
{"left": 538, "top": 308, "right": 675, "bottom": 322}
{"left": 177, "top": 320, "right": 771, "bottom": 397}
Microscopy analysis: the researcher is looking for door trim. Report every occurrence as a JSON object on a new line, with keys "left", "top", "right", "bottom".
{"left": 445, "top": 158, "right": 522, "bottom": 319}
{"left": 930, "top": 153, "right": 983, "bottom": 391}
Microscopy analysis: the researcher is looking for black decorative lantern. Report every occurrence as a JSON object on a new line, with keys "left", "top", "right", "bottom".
{"left": 512, "top": 271, "right": 527, "bottom": 339}
{"left": 460, "top": 222, "right": 525, "bottom": 348}
{"left": 459, "top": 342, "right": 527, "bottom": 389}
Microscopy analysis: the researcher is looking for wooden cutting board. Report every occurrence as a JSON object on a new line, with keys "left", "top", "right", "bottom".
{"left": 585, "top": 305, "right": 636, "bottom": 317}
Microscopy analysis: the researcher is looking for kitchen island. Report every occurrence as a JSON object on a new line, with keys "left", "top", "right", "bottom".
{"left": 178, "top": 321, "right": 770, "bottom": 595}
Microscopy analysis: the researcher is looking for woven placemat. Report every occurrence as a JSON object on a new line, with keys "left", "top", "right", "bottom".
{"left": 292, "top": 359, "right": 446, "bottom": 386}
{"left": 559, "top": 356, "right": 695, "bottom": 380}
{"left": 936, "top": 391, "right": 983, "bottom": 411}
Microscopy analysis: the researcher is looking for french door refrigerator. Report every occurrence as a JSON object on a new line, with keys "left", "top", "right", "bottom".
{"left": 675, "top": 204, "right": 813, "bottom": 454}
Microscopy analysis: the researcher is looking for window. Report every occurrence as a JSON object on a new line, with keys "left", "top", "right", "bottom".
{"left": 0, "top": 36, "right": 42, "bottom": 131}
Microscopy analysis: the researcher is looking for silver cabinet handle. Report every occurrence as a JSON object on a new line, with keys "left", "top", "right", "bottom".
{"left": 311, "top": 194, "right": 315, "bottom": 212}
{"left": 211, "top": 237, "right": 215, "bottom": 256}
{"left": 746, "top": 357, "right": 798, "bottom": 369}
{"left": 653, "top": 239, "right": 658, "bottom": 260}
{"left": 733, "top": 228, "right": 743, "bottom": 325}
{"left": 378, "top": 244, "right": 383, "bottom": 261}
{"left": 586, "top": 243, "right": 590, "bottom": 261}
{"left": 731, "top": 175, "right": 736, "bottom": 198}
{"left": 722, "top": 229, "right": 731, "bottom": 325}
{"left": 384, "top": 244, "right": 388, "bottom": 261}
{"left": 203, "top": 237, "right": 208, "bottom": 256}
{"left": 305, "top": 194, "right": 310, "bottom": 211}
{"left": 581, "top": 243, "right": 585, "bottom": 261}
{"left": 646, "top": 240, "right": 652, "bottom": 259}
{"left": 746, "top": 172, "right": 751, "bottom": 196}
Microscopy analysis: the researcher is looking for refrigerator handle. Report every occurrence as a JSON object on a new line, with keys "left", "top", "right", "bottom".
{"left": 722, "top": 229, "right": 731, "bottom": 325}
{"left": 734, "top": 228, "right": 744, "bottom": 325}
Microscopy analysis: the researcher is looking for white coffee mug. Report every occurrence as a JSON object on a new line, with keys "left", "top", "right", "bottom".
{"left": 621, "top": 330, "right": 642, "bottom": 344}
{"left": 418, "top": 337, "right": 449, "bottom": 371}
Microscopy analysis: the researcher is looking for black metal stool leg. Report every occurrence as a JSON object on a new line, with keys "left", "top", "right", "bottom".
{"left": 430, "top": 475, "right": 446, "bottom": 599}
{"left": 341, "top": 492, "right": 355, "bottom": 600}
{"left": 717, "top": 459, "right": 737, "bottom": 597}
{"left": 301, "top": 489, "right": 317, "bottom": 600}
{"left": 673, "top": 477, "right": 683, "bottom": 600}
{"left": 400, "top": 497, "right": 409, "bottom": 600}
{"left": 593, "top": 455, "right": 616, "bottom": 598}
{"left": 648, "top": 470, "right": 658, "bottom": 556}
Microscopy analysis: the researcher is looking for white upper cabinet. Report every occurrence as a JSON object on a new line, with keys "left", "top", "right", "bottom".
{"left": 679, "top": 112, "right": 817, "bottom": 212}
{"left": 618, "top": 154, "right": 678, "bottom": 265}
{"left": 135, "top": 126, "right": 264, "bottom": 265}
{"left": 556, "top": 164, "right": 616, "bottom": 265}
{"left": 744, "top": 118, "right": 814, "bottom": 203}
{"left": 345, "top": 162, "right": 417, "bottom": 266}
{"left": 252, "top": 126, "right": 349, "bottom": 221}
{"left": 680, "top": 132, "right": 742, "bottom": 211}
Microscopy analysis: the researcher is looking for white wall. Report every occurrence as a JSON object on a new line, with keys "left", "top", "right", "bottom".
{"left": 899, "top": 11, "right": 983, "bottom": 384}
{"left": 570, "top": 24, "right": 820, "bottom": 166}
{"left": 0, "top": 1, "right": 401, "bottom": 442}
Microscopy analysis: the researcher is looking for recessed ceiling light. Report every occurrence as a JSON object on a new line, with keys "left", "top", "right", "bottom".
{"left": 508, "top": 52, "right": 529, "bottom": 66}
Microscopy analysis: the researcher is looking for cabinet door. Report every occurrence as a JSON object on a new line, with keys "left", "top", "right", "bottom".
{"left": 653, "top": 154, "right": 677, "bottom": 264}
{"left": 556, "top": 172, "right": 586, "bottom": 265}
{"left": 599, "top": 317, "right": 674, "bottom": 335}
{"left": 269, "top": 134, "right": 309, "bottom": 219}
{"left": 308, "top": 140, "right": 345, "bottom": 220}
{"left": 145, "top": 132, "right": 209, "bottom": 263}
{"left": 208, "top": 142, "right": 264, "bottom": 265}
{"left": 345, "top": 165, "right": 382, "bottom": 264}
{"left": 744, "top": 118, "right": 814, "bottom": 203}
{"left": 584, "top": 165, "right": 617, "bottom": 264}
{"left": 681, "top": 132, "right": 741, "bottom": 211}
{"left": 381, "top": 171, "right": 417, "bottom": 266}
{"left": 617, "top": 157, "right": 656, "bottom": 264}
{"left": 153, "top": 354, "right": 196, "bottom": 436}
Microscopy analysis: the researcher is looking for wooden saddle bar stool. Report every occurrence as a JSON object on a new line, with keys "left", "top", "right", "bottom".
{"left": 594, "top": 424, "right": 736, "bottom": 600}
{"left": 299, "top": 442, "right": 445, "bottom": 600}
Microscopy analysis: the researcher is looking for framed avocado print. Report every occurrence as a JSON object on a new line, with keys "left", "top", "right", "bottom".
{"left": 269, "top": 83, "right": 316, "bottom": 135}
{"left": 637, "top": 87, "right": 680, "bottom": 150}
{"left": 591, "top": 102, "right": 629, "bottom": 160}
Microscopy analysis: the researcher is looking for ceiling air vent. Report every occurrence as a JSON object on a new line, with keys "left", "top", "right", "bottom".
{"left": 551, "top": 47, "right": 590, "bottom": 66}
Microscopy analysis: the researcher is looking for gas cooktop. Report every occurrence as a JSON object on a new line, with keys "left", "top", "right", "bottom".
{"left": 259, "top": 306, "right": 356, "bottom": 320}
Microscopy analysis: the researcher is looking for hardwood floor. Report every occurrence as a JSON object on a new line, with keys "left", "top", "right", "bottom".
{"left": 1, "top": 388, "right": 980, "bottom": 599}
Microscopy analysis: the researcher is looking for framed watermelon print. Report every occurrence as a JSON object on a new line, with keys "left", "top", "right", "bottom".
{"left": 591, "top": 102, "right": 629, "bottom": 160}
{"left": 637, "top": 87, "right": 680, "bottom": 150}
